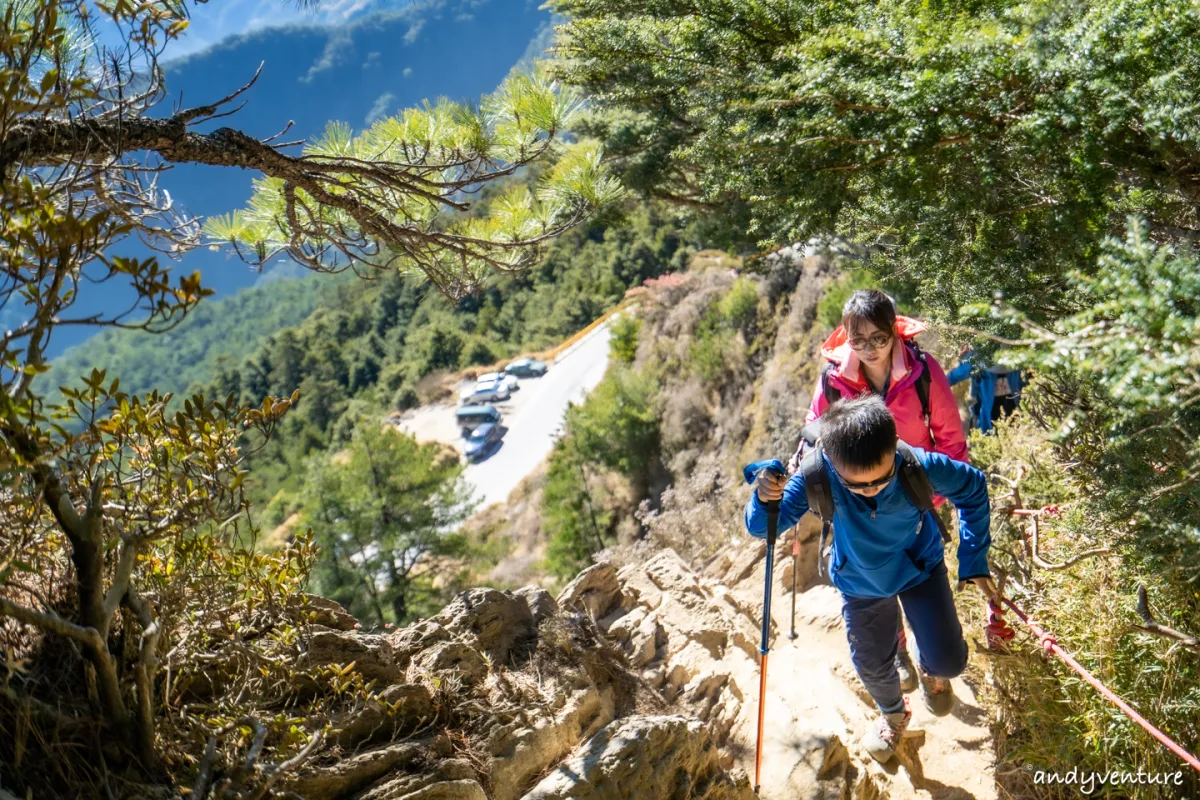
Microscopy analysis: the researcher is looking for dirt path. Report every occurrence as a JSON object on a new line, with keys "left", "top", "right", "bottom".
{"left": 727, "top": 535, "right": 999, "bottom": 799}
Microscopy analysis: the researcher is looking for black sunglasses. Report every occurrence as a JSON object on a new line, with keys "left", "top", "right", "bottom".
{"left": 836, "top": 461, "right": 897, "bottom": 491}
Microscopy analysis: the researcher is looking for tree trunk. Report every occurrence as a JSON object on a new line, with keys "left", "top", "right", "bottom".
{"left": 391, "top": 591, "right": 407, "bottom": 625}
{"left": 71, "top": 537, "right": 131, "bottom": 735}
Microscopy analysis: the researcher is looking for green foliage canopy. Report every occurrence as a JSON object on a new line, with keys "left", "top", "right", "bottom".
{"left": 552, "top": 0, "right": 1200, "bottom": 316}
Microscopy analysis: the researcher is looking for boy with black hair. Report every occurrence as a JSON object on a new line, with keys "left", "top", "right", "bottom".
{"left": 746, "top": 396, "right": 997, "bottom": 763}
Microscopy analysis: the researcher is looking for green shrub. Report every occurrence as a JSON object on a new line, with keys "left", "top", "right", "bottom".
{"left": 566, "top": 366, "right": 660, "bottom": 478}
{"left": 689, "top": 326, "right": 738, "bottom": 385}
{"left": 462, "top": 336, "right": 500, "bottom": 366}
{"left": 542, "top": 438, "right": 615, "bottom": 579}
{"left": 609, "top": 314, "right": 641, "bottom": 363}
{"left": 718, "top": 277, "right": 759, "bottom": 330}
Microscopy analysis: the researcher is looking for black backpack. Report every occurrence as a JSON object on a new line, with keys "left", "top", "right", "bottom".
{"left": 798, "top": 421, "right": 951, "bottom": 578}
{"left": 821, "top": 340, "right": 935, "bottom": 438}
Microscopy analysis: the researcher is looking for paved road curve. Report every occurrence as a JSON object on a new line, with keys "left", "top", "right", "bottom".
{"left": 463, "top": 324, "right": 611, "bottom": 509}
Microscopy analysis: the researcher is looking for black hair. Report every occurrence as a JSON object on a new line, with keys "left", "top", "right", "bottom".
{"left": 841, "top": 289, "right": 896, "bottom": 338}
{"left": 821, "top": 395, "right": 898, "bottom": 470}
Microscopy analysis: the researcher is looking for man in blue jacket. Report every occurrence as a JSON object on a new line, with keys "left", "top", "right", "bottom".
{"left": 745, "top": 396, "right": 997, "bottom": 763}
{"left": 947, "top": 347, "right": 1023, "bottom": 434}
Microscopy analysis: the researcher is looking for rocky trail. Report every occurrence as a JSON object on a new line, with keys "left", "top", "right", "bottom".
{"left": 286, "top": 515, "right": 1002, "bottom": 800}
{"left": 575, "top": 528, "right": 999, "bottom": 800}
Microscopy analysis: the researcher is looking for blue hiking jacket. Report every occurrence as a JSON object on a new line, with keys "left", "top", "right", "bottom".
{"left": 744, "top": 448, "right": 991, "bottom": 599}
{"left": 947, "top": 351, "right": 1023, "bottom": 434}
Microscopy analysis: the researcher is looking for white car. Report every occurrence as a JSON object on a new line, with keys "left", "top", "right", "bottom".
{"left": 459, "top": 379, "right": 509, "bottom": 404}
{"left": 477, "top": 371, "right": 519, "bottom": 392}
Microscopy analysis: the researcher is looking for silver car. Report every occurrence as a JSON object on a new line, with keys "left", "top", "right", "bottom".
{"left": 477, "top": 371, "right": 519, "bottom": 392}
{"left": 459, "top": 378, "right": 510, "bottom": 404}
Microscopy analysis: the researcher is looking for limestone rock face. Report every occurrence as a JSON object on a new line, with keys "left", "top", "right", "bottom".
{"left": 411, "top": 640, "right": 490, "bottom": 684}
{"left": 488, "top": 683, "right": 617, "bottom": 800}
{"left": 557, "top": 564, "right": 623, "bottom": 619}
{"left": 303, "top": 628, "right": 402, "bottom": 685}
{"left": 285, "top": 742, "right": 426, "bottom": 800}
{"left": 519, "top": 715, "right": 755, "bottom": 800}
{"left": 285, "top": 531, "right": 995, "bottom": 800}
{"left": 329, "top": 683, "right": 436, "bottom": 749}
{"left": 513, "top": 585, "right": 559, "bottom": 627}
{"left": 431, "top": 588, "right": 536, "bottom": 663}
{"left": 389, "top": 619, "right": 451, "bottom": 669}
{"left": 357, "top": 758, "right": 486, "bottom": 800}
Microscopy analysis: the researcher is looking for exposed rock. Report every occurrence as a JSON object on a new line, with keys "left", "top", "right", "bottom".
{"left": 330, "top": 683, "right": 436, "bottom": 749}
{"left": 432, "top": 588, "right": 535, "bottom": 663}
{"left": 488, "top": 684, "right": 617, "bottom": 800}
{"left": 557, "top": 564, "right": 621, "bottom": 619}
{"left": 645, "top": 551, "right": 705, "bottom": 597}
{"left": 285, "top": 741, "right": 427, "bottom": 800}
{"left": 519, "top": 715, "right": 755, "bottom": 800}
{"left": 303, "top": 629, "right": 401, "bottom": 685}
{"left": 656, "top": 589, "right": 735, "bottom": 660}
{"left": 389, "top": 619, "right": 451, "bottom": 669}
{"left": 294, "top": 594, "right": 359, "bottom": 631}
{"left": 358, "top": 758, "right": 486, "bottom": 800}
{"left": 627, "top": 614, "right": 663, "bottom": 669}
{"left": 722, "top": 539, "right": 766, "bottom": 585}
{"left": 412, "top": 641, "right": 489, "bottom": 684}
{"left": 513, "top": 586, "right": 559, "bottom": 627}
{"left": 603, "top": 606, "right": 646, "bottom": 642}
{"left": 785, "top": 734, "right": 855, "bottom": 800}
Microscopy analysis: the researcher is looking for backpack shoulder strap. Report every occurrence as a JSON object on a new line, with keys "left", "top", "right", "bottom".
{"left": 800, "top": 448, "right": 834, "bottom": 523}
{"left": 800, "top": 447, "right": 836, "bottom": 576}
{"left": 907, "top": 341, "right": 933, "bottom": 424}
{"left": 896, "top": 441, "right": 951, "bottom": 543}
{"left": 821, "top": 362, "right": 842, "bottom": 407}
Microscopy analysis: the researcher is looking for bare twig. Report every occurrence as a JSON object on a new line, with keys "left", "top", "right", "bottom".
{"left": 192, "top": 736, "right": 218, "bottom": 800}
{"left": 1027, "top": 513, "right": 1112, "bottom": 571}
{"left": 1132, "top": 585, "right": 1200, "bottom": 654}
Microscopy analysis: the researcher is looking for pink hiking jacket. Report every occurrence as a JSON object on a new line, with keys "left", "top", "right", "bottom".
{"left": 806, "top": 316, "right": 969, "bottom": 465}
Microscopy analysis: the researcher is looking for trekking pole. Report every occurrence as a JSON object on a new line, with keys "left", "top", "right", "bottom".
{"left": 755, "top": 495, "right": 780, "bottom": 794}
{"left": 741, "top": 459, "right": 785, "bottom": 795}
{"left": 787, "top": 534, "right": 798, "bottom": 641}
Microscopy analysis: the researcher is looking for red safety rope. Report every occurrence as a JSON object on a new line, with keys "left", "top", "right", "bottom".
{"left": 988, "top": 597, "right": 1200, "bottom": 775}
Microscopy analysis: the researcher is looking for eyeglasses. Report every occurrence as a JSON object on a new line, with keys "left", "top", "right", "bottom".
{"left": 837, "top": 461, "right": 897, "bottom": 491}
{"left": 847, "top": 333, "right": 893, "bottom": 351}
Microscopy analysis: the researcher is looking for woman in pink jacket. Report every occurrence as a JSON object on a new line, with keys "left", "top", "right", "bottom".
{"left": 803, "top": 289, "right": 968, "bottom": 462}
{"left": 792, "top": 288, "right": 969, "bottom": 693}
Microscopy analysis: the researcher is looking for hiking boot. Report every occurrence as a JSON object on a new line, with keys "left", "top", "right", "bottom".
{"left": 862, "top": 697, "right": 912, "bottom": 763}
{"left": 895, "top": 648, "right": 918, "bottom": 693}
{"left": 919, "top": 669, "right": 955, "bottom": 716}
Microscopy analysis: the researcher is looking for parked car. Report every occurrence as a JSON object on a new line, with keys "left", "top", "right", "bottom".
{"left": 464, "top": 422, "right": 504, "bottom": 461}
{"left": 455, "top": 404, "right": 501, "bottom": 435}
{"left": 477, "top": 371, "right": 519, "bottom": 392}
{"left": 505, "top": 357, "right": 547, "bottom": 378}
{"left": 459, "top": 378, "right": 509, "bottom": 404}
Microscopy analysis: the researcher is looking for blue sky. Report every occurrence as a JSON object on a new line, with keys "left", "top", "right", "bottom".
{"left": 166, "top": 0, "right": 410, "bottom": 57}
{"left": 92, "top": 0, "right": 518, "bottom": 61}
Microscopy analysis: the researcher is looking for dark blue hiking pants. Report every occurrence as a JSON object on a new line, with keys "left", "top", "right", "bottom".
{"left": 841, "top": 560, "right": 968, "bottom": 714}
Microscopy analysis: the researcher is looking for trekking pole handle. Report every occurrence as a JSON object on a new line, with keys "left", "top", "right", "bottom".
{"left": 742, "top": 459, "right": 786, "bottom": 549}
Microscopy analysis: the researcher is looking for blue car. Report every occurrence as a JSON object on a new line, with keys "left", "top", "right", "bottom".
{"left": 464, "top": 422, "right": 504, "bottom": 461}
